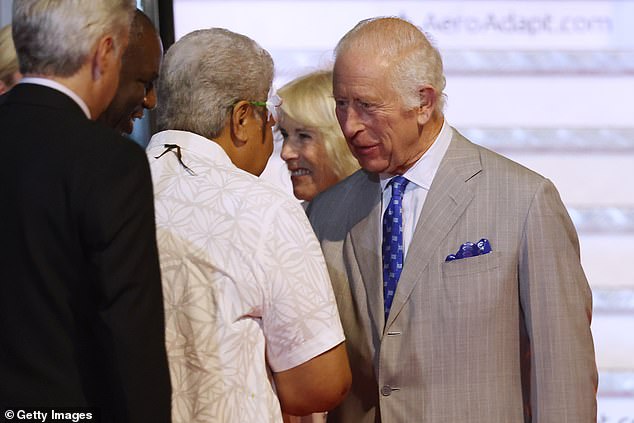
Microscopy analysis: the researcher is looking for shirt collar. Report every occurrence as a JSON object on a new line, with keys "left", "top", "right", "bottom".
{"left": 148, "top": 130, "right": 234, "bottom": 167}
{"left": 19, "top": 77, "right": 91, "bottom": 119}
{"left": 380, "top": 118, "right": 452, "bottom": 192}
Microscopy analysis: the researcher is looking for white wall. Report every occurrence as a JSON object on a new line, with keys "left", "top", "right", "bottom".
{"left": 0, "top": 0, "right": 13, "bottom": 27}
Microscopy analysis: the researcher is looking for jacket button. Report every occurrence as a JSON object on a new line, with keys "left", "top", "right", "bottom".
{"left": 381, "top": 385, "right": 392, "bottom": 396}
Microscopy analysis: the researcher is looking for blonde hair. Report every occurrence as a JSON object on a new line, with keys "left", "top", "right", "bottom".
{"left": 0, "top": 25, "right": 19, "bottom": 86}
{"left": 278, "top": 70, "right": 359, "bottom": 180}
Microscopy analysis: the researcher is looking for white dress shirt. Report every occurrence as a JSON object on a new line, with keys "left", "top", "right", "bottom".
{"left": 380, "top": 119, "right": 453, "bottom": 257}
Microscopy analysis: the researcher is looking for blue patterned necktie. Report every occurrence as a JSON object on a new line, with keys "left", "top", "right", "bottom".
{"left": 382, "top": 176, "right": 409, "bottom": 321}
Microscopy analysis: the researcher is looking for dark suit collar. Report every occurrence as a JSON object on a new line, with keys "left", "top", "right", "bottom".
{"left": 3, "top": 83, "right": 87, "bottom": 119}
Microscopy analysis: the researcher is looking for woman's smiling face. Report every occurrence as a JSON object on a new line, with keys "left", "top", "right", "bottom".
{"left": 279, "top": 114, "right": 341, "bottom": 201}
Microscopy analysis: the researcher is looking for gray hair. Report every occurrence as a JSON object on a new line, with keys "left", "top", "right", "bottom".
{"left": 156, "top": 28, "right": 274, "bottom": 139}
{"left": 12, "top": 0, "right": 136, "bottom": 77}
{"left": 334, "top": 17, "right": 446, "bottom": 112}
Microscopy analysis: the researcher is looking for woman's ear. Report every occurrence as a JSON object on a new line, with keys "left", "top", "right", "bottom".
{"left": 416, "top": 86, "right": 437, "bottom": 125}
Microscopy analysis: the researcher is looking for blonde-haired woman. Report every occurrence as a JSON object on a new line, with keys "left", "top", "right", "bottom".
{"left": 279, "top": 69, "right": 359, "bottom": 202}
{"left": 278, "top": 70, "right": 358, "bottom": 422}
{"left": 0, "top": 25, "right": 22, "bottom": 94}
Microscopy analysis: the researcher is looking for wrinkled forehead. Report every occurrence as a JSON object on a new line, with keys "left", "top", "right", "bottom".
{"left": 333, "top": 51, "right": 392, "bottom": 92}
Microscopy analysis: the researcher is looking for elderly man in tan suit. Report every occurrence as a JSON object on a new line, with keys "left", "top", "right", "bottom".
{"left": 307, "top": 17, "right": 597, "bottom": 422}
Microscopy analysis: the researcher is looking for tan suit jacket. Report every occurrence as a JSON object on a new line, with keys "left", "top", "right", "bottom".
{"left": 307, "top": 129, "right": 597, "bottom": 422}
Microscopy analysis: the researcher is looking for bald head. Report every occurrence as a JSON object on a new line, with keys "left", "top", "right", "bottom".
{"left": 99, "top": 9, "right": 163, "bottom": 134}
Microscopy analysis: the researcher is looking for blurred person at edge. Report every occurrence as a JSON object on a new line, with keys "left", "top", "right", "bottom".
{"left": 0, "top": 1, "right": 171, "bottom": 422}
{"left": 99, "top": 8, "right": 162, "bottom": 135}
{"left": 0, "top": 24, "right": 22, "bottom": 93}
{"left": 278, "top": 69, "right": 359, "bottom": 204}
{"left": 147, "top": 28, "right": 351, "bottom": 423}
{"left": 307, "top": 16, "right": 597, "bottom": 423}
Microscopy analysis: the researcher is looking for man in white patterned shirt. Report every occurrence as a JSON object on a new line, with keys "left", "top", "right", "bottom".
{"left": 146, "top": 28, "right": 351, "bottom": 423}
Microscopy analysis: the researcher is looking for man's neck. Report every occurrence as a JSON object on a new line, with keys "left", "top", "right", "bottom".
{"left": 420, "top": 110, "right": 445, "bottom": 152}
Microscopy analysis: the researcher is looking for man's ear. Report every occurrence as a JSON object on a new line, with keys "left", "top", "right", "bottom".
{"left": 230, "top": 100, "right": 253, "bottom": 146}
{"left": 91, "top": 35, "right": 116, "bottom": 81}
{"left": 416, "top": 86, "right": 437, "bottom": 125}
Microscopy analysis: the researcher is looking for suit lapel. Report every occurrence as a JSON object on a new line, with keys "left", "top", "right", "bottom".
{"left": 349, "top": 174, "right": 386, "bottom": 332}
{"left": 385, "top": 130, "right": 483, "bottom": 330}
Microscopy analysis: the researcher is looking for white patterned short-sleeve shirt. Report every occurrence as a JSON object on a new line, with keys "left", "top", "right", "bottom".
{"left": 146, "top": 131, "right": 345, "bottom": 423}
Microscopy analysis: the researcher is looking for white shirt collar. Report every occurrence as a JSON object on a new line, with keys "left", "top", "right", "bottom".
{"left": 19, "top": 77, "right": 91, "bottom": 119}
{"left": 148, "top": 130, "right": 234, "bottom": 167}
{"left": 380, "top": 118, "right": 452, "bottom": 191}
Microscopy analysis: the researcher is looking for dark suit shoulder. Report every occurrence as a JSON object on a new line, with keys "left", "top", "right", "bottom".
{"left": 307, "top": 169, "right": 379, "bottom": 237}
{"left": 309, "top": 169, "right": 371, "bottom": 212}
{"left": 3, "top": 84, "right": 145, "bottom": 165}
{"left": 89, "top": 122, "right": 148, "bottom": 168}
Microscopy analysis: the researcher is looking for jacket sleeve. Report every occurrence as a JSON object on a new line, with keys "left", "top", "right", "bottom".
{"left": 519, "top": 178, "right": 597, "bottom": 422}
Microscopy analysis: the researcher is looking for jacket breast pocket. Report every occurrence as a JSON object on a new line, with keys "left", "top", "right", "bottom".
{"left": 441, "top": 251, "right": 501, "bottom": 277}
{"left": 439, "top": 252, "right": 510, "bottom": 313}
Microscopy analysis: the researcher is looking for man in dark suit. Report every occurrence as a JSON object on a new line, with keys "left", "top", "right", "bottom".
{"left": 0, "top": 1, "right": 171, "bottom": 422}
{"left": 308, "top": 17, "right": 597, "bottom": 422}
